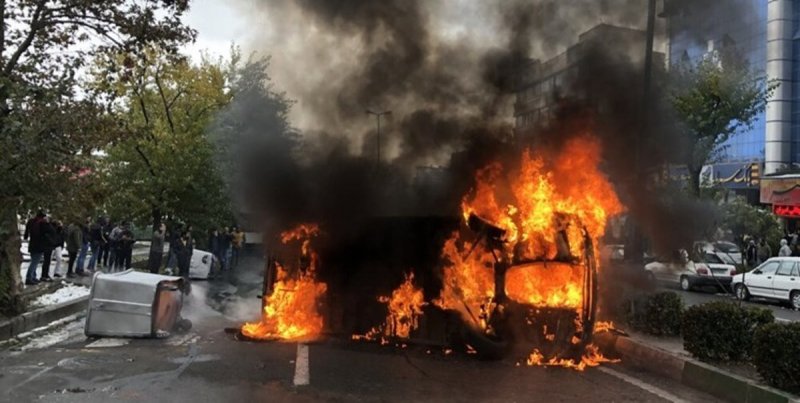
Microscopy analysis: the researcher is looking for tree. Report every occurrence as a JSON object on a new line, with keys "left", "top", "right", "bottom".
{"left": 209, "top": 51, "right": 297, "bottom": 227}
{"left": 670, "top": 49, "right": 776, "bottom": 197}
{"left": 0, "top": 1, "right": 194, "bottom": 315}
{"left": 96, "top": 47, "right": 233, "bottom": 238}
{"left": 720, "top": 198, "right": 783, "bottom": 254}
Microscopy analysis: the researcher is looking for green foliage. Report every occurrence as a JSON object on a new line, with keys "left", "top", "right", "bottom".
{"left": 720, "top": 198, "right": 783, "bottom": 256}
{"left": 625, "top": 292, "right": 684, "bottom": 336}
{"left": 753, "top": 323, "right": 800, "bottom": 391}
{"left": 97, "top": 47, "right": 235, "bottom": 235}
{"left": 670, "top": 49, "right": 776, "bottom": 197}
{"left": 0, "top": 0, "right": 194, "bottom": 313}
{"left": 682, "top": 301, "right": 774, "bottom": 361}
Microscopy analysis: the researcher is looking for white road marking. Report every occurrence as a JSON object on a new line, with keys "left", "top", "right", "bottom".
{"left": 776, "top": 318, "right": 792, "bottom": 323}
{"left": 597, "top": 366, "right": 688, "bottom": 403}
{"left": 85, "top": 338, "right": 131, "bottom": 348}
{"left": 293, "top": 343, "right": 310, "bottom": 386}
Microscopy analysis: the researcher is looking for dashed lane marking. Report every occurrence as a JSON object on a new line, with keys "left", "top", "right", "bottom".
{"left": 597, "top": 366, "right": 688, "bottom": 403}
{"left": 293, "top": 343, "right": 310, "bottom": 386}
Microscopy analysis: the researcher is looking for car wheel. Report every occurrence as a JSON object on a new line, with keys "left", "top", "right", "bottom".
{"left": 735, "top": 284, "right": 750, "bottom": 301}
{"left": 791, "top": 291, "right": 800, "bottom": 311}
{"left": 680, "top": 276, "right": 692, "bottom": 291}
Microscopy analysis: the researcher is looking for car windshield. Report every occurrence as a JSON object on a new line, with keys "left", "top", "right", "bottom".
{"left": 714, "top": 242, "right": 740, "bottom": 254}
{"left": 704, "top": 253, "right": 723, "bottom": 264}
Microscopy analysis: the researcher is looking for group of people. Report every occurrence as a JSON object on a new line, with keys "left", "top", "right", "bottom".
{"left": 146, "top": 223, "right": 245, "bottom": 278}
{"left": 24, "top": 211, "right": 136, "bottom": 285}
{"left": 207, "top": 226, "right": 246, "bottom": 273}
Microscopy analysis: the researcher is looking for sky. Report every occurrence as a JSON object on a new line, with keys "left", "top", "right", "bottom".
{"left": 184, "top": 0, "right": 249, "bottom": 62}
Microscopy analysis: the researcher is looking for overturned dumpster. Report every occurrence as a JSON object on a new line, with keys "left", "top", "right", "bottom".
{"left": 85, "top": 270, "right": 190, "bottom": 338}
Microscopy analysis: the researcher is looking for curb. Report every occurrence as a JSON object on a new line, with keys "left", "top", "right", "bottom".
{"left": 0, "top": 296, "right": 89, "bottom": 342}
{"left": 595, "top": 332, "right": 800, "bottom": 403}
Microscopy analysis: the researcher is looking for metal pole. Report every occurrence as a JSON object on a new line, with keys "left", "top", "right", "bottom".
{"left": 366, "top": 109, "right": 391, "bottom": 165}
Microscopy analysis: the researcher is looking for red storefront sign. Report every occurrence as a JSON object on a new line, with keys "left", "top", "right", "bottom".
{"left": 774, "top": 205, "right": 800, "bottom": 218}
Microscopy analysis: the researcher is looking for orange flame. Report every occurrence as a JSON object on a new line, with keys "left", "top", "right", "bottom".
{"left": 436, "top": 136, "right": 623, "bottom": 326}
{"left": 526, "top": 344, "right": 618, "bottom": 371}
{"left": 241, "top": 224, "right": 327, "bottom": 341}
{"left": 353, "top": 272, "right": 426, "bottom": 342}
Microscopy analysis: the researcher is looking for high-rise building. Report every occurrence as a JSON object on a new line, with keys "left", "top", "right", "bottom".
{"left": 668, "top": 0, "right": 800, "bottom": 215}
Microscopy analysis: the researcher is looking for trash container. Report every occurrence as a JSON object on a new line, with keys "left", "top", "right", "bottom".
{"left": 85, "top": 270, "right": 187, "bottom": 338}
{"left": 189, "top": 249, "right": 214, "bottom": 279}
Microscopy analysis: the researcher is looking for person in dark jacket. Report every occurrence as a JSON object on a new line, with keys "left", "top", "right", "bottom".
{"left": 148, "top": 223, "right": 166, "bottom": 274}
{"left": 99, "top": 219, "right": 112, "bottom": 268}
{"left": 219, "top": 227, "right": 232, "bottom": 271}
{"left": 176, "top": 232, "right": 192, "bottom": 278}
{"left": 117, "top": 222, "right": 136, "bottom": 271}
{"left": 38, "top": 216, "right": 58, "bottom": 282}
{"left": 24, "top": 211, "right": 46, "bottom": 285}
{"left": 87, "top": 218, "right": 104, "bottom": 272}
{"left": 75, "top": 217, "right": 91, "bottom": 273}
{"left": 208, "top": 228, "right": 221, "bottom": 265}
{"left": 66, "top": 221, "right": 83, "bottom": 278}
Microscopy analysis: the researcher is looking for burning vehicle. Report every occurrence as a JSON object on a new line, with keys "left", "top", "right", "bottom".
{"left": 239, "top": 135, "right": 623, "bottom": 369}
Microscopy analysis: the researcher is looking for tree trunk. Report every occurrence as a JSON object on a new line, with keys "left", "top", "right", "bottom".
{"left": 0, "top": 198, "right": 23, "bottom": 315}
{"left": 688, "top": 165, "right": 702, "bottom": 198}
{"left": 152, "top": 206, "right": 162, "bottom": 233}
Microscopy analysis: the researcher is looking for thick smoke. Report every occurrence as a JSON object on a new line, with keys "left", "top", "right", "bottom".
{"left": 221, "top": 0, "right": 739, "bottom": 254}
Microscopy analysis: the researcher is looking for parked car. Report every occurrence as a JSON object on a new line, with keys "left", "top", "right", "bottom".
{"left": 694, "top": 241, "right": 742, "bottom": 266}
{"left": 732, "top": 257, "right": 800, "bottom": 310}
{"left": 644, "top": 249, "right": 737, "bottom": 291}
{"left": 600, "top": 244, "right": 625, "bottom": 262}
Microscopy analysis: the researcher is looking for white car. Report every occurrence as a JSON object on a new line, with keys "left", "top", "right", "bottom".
{"left": 732, "top": 257, "right": 800, "bottom": 310}
{"left": 645, "top": 250, "right": 737, "bottom": 291}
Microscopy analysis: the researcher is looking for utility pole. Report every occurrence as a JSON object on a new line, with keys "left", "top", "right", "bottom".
{"left": 366, "top": 109, "right": 391, "bottom": 164}
{"left": 628, "top": 0, "right": 658, "bottom": 263}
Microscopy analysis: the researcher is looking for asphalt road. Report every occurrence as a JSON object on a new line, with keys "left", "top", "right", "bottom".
{"left": 656, "top": 284, "right": 800, "bottom": 323}
{"left": 0, "top": 282, "right": 722, "bottom": 402}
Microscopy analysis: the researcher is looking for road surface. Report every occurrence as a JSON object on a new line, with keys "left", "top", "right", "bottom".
{"left": 0, "top": 281, "right": 722, "bottom": 402}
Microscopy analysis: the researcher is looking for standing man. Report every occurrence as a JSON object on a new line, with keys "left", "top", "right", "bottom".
{"left": 176, "top": 232, "right": 192, "bottom": 278}
{"left": 118, "top": 222, "right": 136, "bottom": 271}
{"left": 208, "top": 228, "right": 221, "bottom": 268}
{"left": 100, "top": 219, "right": 113, "bottom": 268}
{"left": 87, "top": 218, "right": 104, "bottom": 272}
{"left": 66, "top": 220, "right": 83, "bottom": 278}
{"left": 779, "top": 239, "right": 793, "bottom": 257}
{"left": 108, "top": 222, "right": 124, "bottom": 270}
{"left": 39, "top": 215, "right": 58, "bottom": 282}
{"left": 24, "top": 211, "right": 46, "bottom": 285}
{"left": 165, "top": 223, "right": 182, "bottom": 273}
{"left": 75, "top": 217, "right": 91, "bottom": 274}
{"left": 52, "top": 220, "right": 66, "bottom": 278}
{"left": 148, "top": 223, "right": 167, "bottom": 274}
{"left": 231, "top": 226, "right": 245, "bottom": 269}
{"left": 220, "top": 227, "right": 233, "bottom": 271}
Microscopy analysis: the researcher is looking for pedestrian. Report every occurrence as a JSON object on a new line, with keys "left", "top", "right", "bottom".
{"left": 176, "top": 232, "right": 192, "bottom": 278}
{"left": 208, "top": 227, "right": 221, "bottom": 265}
{"left": 745, "top": 239, "right": 757, "bottom": 267}
{"left": 87, "top": 217, "right": 104, "bottom": 272}
{"left": 75, "top": 217, "right": 91, "bottom": 274}
{"left": 220, "top": 227, "right": 233, "bottom": 271}
{"left": 757, "top": 239, "right": 772, "bottom": 265}
{"left": 165, "top": 224, "right": 182, "bottom": 272}
{"left": 108, "top": 222, "right": 124, "bottom": 270}
{"left": 100, "top": 219, "right": 113, "bottom": 268}
{"left": 117, "top": 222, "right": 135, "bottom": 271}
{"left": 39, "top": 215, "right": 58, "bottom": 282}
{"left": 52, "top": 220, "right": 66, "bottom": 278}
{"left": 24, "top": 211, "right": 46, "bottom": 285}
{"left": 148, "top": 223, "right": 167, "bottom": 274}
{"left": 231, "top": 226, "right": 245, "bottom": 269}
{"left": 66, "top": 220, "right": 83, "bottom": 278}
{"left": 779, "top": 239, "right": 793, "bottom": 257}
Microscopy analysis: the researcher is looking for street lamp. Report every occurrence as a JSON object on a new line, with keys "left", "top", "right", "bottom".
{"left": 366, "top": 109, "right": 391, "bottom": 164}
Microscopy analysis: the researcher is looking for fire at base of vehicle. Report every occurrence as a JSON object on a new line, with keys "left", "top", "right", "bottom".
{"left": 241, "top": 135, "right": 624, "bottom": 369}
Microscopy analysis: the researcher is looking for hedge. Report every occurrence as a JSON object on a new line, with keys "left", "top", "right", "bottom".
{"left": 682, "top": 301, "right": 773, "bottom": 361}
{"left": 753, "top": 322, "right": 800, "bottom": 391}
{"left": 625, "top": 292, "right": 683, "bottom": 336}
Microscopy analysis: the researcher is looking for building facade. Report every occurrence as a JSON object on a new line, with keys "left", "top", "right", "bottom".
{"left": 668, "top": 0, "right": 800, "bottom": 217}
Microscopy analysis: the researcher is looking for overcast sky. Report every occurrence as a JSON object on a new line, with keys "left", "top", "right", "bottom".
{"left": 184, "top": 0, "right": 249, "bottom": 61}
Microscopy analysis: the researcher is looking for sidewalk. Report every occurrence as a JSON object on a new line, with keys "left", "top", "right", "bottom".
{"left": 596, "top": 329, "right": 800, "bottom": 403}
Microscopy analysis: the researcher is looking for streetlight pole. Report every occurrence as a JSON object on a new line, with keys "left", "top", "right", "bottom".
{"left": 366, "top": 109, "right": 391, "bottom": 164}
